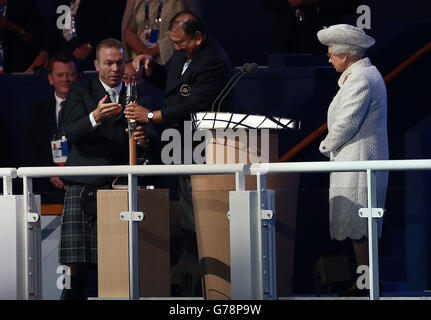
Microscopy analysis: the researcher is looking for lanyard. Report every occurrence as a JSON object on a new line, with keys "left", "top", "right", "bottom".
{"left": 145, "top": 0, "right": 164, "bottom": 22}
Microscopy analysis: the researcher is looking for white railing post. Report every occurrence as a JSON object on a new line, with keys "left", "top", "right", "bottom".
{"left": 126, "top": 173, "right": 141, "bottom": 300}
{"left": 229, "top": 184, "right": 259, "bottom": 299}
{"left": 235, "top": 172, "right": 245, "bottom": 191}
{"left": 255, "top": 172, "right": 277, "bottom": 300}
{"left": 22, "top": 176, "right": 42, "bottom": 300}
{"left": 2, "top": 176, "right": 13, "bottom": 195}
{"left": 1, "top": 168, "right": 17, "bottom": 195}
{"left": 357, "top": 169, "right": 383, "bottom": 300}
{"left": 230, "top": 166, "right": 267, "bottom": 299}
{"left": 256, "top": 173, "right": 265, "bottom": 299}
{"left": 366, "top": 169, "right": 381, "bottom": 300}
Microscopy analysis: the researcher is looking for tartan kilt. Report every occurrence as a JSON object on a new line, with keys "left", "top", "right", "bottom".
{"left": 59, "top": 185, "right": 97, "bottom": 265}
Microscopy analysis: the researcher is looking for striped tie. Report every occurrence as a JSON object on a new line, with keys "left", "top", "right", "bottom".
{"left": 109, "top": 88, "right": 117, "bottom": 103}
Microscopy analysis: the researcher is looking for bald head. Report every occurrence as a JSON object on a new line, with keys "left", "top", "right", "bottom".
{"left": 168, "top": 11, "right": 207, "bottom": 59}
{"left": 169, "top": 11, "right": 207, "bottom": 38}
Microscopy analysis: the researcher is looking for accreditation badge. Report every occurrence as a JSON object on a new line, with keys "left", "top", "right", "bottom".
{"left": 51, "top": 136, "right": 69, "bottom": 166}
{"left": 142, "top": 28, "right": 159, "bottom": 48}
{"left": 180, "top": 84, "right": 192, "bottom": 97}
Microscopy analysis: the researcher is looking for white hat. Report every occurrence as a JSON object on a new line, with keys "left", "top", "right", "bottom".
{"left": 317, "top": 24, "right": 375, "bottom": 49}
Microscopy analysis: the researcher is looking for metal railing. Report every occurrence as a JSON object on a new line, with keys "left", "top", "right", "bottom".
{"left": 16, "top": 164, "right": 249, "bottom": 300}
{"left": 3, "top": 159, "right": 431, "bottom": 300}
{"left": 251, "top": 159, "right": 431, "bottom": 300}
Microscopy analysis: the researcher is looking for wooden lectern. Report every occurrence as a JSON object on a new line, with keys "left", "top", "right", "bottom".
{"left": 191, "top": 130, "right": 299, "bottom": 299}
{"left": 97, "top": 189, "right": 170, "bottom": 298}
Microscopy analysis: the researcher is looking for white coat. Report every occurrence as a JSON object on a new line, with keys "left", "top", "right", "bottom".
{"left": 319, "top": 58, "right": 389, "bottom": 240}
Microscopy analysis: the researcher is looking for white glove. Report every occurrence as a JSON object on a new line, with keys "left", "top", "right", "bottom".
{"left": 319, "top": 141, "right": 330, "bottom": 158}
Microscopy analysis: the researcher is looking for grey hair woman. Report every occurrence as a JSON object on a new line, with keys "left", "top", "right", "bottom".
{"left": 317, "top": 24, "right": 389, "bottom": 296}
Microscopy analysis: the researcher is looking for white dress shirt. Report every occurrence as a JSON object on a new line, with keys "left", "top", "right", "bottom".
{"left": 181, "top": 59, "right": 192, "bottom": 75}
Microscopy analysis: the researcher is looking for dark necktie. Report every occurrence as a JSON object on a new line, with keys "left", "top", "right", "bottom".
{"left": 56, "top": 101, "right": 66, "bottom": 139}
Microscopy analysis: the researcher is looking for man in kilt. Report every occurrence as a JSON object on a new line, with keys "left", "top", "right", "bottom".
{"left": 59, "top": 38, "right": 152, "bottom": 299}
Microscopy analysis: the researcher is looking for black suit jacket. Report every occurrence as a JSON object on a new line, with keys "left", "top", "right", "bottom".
{"left": 25, "top": 95, "right": 66, "bottom": 202}
{"left": 147, "top": 35, "right": 232, "bottom": 127}
{"left": 63, "top": 77, "right": 131, "bottom": 186}
{"left": 26, "top": 96, "right": 57, "bottom": 167}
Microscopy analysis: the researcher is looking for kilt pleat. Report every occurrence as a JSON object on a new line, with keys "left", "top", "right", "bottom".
{"left": 58, "top": 185, "right": 97, "bottom": 264}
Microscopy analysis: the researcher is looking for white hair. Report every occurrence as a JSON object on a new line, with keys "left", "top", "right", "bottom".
{"left": 331, "top": 43, "right": 366, "bottom": 59}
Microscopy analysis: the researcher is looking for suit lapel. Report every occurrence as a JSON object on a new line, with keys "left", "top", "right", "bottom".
{"left": 114, "top": 83, "right": 127, "bottom": 122}
{"left": 92, "top": 77, "right": 110, "bottom": 106}
{"left": 164, "top": 54, "right": 187, "bottom": 96}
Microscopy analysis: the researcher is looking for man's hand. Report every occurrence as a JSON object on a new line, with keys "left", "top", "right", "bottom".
{"left": 124, "top": 102, "right": 150, "bottom": 123}
{"left": 92, "top": 95, "right": 122, "bottom": 124}
{"left": 50, "top": 177, "right": 66, "bottom": 189}
{"left": 73, "top": 43, "right": 93, "bottom": 60}
{"left": 132, "top": 54, "right": 155, "bottom": 77}
{"left": 126, "top": 126, "right": 150, "bottom": 147}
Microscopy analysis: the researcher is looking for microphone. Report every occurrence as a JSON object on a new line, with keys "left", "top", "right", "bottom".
{"left": 210, "top": 63, "right": 250, "bottom": 112}
{"left": 125, "top": 82, "right": 138, "bottom": 137}
{"left": 216, "top": 62, "right": 258, "bottom": 112}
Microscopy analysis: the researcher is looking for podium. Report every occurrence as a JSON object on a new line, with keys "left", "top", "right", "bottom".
{"left": 97, "top": 189, "right": 170, "bottom": 298}
{"left": 190, "top": 115, "right": 300, "bottom": 299}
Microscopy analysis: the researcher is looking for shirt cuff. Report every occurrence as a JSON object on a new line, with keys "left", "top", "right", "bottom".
{"left": 89, "top": 112, "right": 100, "bottom": 128}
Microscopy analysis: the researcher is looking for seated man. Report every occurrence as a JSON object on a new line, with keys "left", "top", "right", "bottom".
{"left": 25, "top": 53, "right": 79, "bottom": 203}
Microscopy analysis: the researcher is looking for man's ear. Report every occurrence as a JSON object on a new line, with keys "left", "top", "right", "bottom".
{"left": 48, "top": 73, "right": 54, "bottom": 86}
{"left": 94, "top": 59, "right": 100, "bottom": 71}
{"left": 194, "top": 31, "right": 203, "bottom": 46}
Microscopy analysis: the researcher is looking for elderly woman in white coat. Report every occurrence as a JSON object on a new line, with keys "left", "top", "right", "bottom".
{"left": 317, "top": 24, "right": 388, "bottom": 291}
